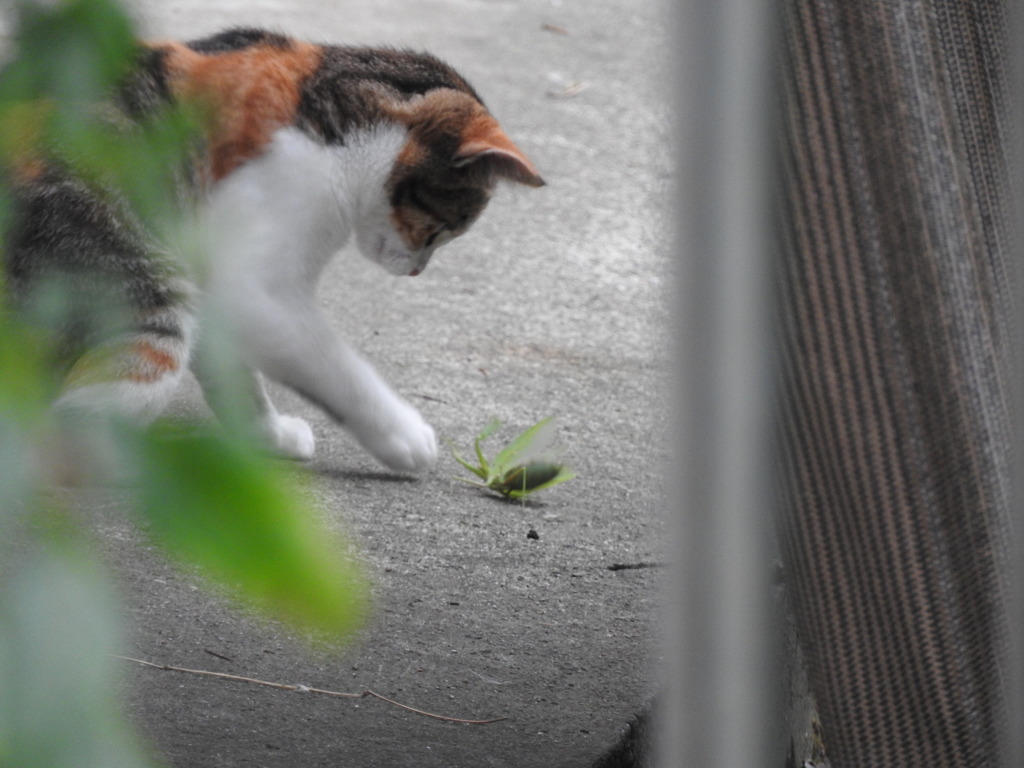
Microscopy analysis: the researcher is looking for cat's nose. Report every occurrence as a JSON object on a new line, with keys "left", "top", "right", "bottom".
{"left": 408, "top": 247, "right": 436, "bottom": 276}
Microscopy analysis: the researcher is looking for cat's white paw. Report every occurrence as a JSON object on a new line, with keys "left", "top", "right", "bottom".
{"left": 264, "top": 413, "right": 316, "bottom": 460}
{"left": 358, "top": 404, "right": 437, "bottom": 473}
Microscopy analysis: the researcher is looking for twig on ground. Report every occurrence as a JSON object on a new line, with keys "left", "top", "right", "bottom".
{"left": 607, "top": 561, "right": 667, "bottom": 572}
{"left": 411, "top": 393, "right": 448, "bottom": 404}
{"left": 116, "top": 655, "right": 506, "bottom": 725}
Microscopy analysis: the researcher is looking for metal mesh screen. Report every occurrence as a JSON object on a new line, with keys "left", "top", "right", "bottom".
{"left": 777, "top": 1, "right": 1015, "bottom": 765}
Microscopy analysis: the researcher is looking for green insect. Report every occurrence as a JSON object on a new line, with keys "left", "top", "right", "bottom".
{"left": 451, "top": 417, "right": 576, "bottom": 500}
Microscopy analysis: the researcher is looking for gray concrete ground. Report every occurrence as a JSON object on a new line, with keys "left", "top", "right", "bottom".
{"left": 89, "top": 1, "right": 671, "bottom": 765}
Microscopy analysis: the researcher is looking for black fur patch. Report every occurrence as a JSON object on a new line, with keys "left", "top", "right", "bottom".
{"left": 6, "top": 170, "right": 177, "bottom": 314}
{"left": 3, "top": 168, "right": 184, "bottom": 366}
{"left": 296, "top": 47, "right": 484, "bottom": 145}
{"left": 117, "top": 45, "right": 172, "bottom": 120}
{"left": 186, "top": 27, "right": 294, "bottom": 54}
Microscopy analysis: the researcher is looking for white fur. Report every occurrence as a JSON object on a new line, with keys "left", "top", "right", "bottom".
{"left": 194, "top": 126, "right": 438, "bottom": 471}
{"left": 55, "top": 306, "right": 197, "bottom": 423}
{"left": 55, "top": 370, "right": 185, "bottom": 422}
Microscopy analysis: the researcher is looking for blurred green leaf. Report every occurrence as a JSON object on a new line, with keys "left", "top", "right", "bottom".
{"left": 0, "top": 3, "right": 367, "bottom": 765}
{"left": 0, "top": 0, "right": 201, "bottom": 236}
{"left": 0, "top": 313, "right": 56, "bottom": 421}
{"left": 0, "top": 535, "right": 157, "bottom": 768}
{"left": 134, "top": 424, "right": 368, "bottom": 639}
{"left": 0, "top": 0, "right": 135, "bottom": 108}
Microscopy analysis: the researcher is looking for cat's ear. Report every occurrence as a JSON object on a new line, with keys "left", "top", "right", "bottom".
{"left": 453, "top": 117, "right": 545, "bottom": 187}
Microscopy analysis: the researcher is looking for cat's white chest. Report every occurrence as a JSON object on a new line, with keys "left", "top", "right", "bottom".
{"left": 200, "top": 125, "right": 406, "bottom": 293}
{"left": 202, "top": 128, "right": 348, "bottom": 290}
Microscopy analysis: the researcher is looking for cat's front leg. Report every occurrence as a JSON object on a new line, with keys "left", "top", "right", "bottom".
{"left": 191, "top": 350, "right": 316, "bottom": 461}
{"left": 231, "top": 300, "right": 437, "bottom": 473}
{"left": 263, "top": 411, "right": 316, "bottom": 461}
{"left": 335, "top": 374, "right": 438, "bottom": 473}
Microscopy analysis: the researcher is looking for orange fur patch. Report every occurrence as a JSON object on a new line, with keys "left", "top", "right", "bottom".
{"left": 456, "top": 113, "right": 544, "bottom": 187}
{"left": 389, "top": 204, "right": 436, "bottom": 250}
{"left": 388, "top": 88, "right": 481, "bottom": 135}
{"left": 63, "top": 340, "right": 181, "bottom": 388}
{"left": 389, "top": 89, "right": 543, "bottom": 186}
{"left": 459, "top": 113, "right": 512, "bottom": 153}
{"left": 12, "top": 157, "right": 47, "bottom": 184}
{"left": 396, "top": 136, "right": 427, "bottom": 168}
{"left": 131, "top": 341, "right": 179, "bottom": 383}
{"left": 156, "top": 40, "right": 323, "bottom": 180}
{"left": 0, "top": 100, "right": 51, "bottom": 181}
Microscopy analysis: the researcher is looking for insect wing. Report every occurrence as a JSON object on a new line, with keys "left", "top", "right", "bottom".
{"left": 476, "top": 418, "right": 502, "bottom": 442}
{"left": 490, "top": 417, "right": 557, "bottom": 478}
{"left": 490, "top": 462, "right": 566, "bottom": 498}
{"left": 506, "top": 465, "right": 577, "bottom": 499}
{"left": 518, "top": 462, "right": 563, "bottom": 490}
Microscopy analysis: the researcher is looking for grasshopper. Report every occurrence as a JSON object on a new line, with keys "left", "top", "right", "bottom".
{"left": 451, "top": 417, "right": 575, "bottom": 500}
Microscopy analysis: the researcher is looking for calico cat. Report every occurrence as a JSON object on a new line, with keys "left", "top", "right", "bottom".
{"left": 4, "top": 27, "right": 543, "bottom": 472}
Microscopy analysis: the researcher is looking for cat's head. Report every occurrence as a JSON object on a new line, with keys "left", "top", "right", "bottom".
{"left": 135, "top": 32, "right": 544, "bottom": 277}
{"left": 357, "top": 88, "right": 544, "bottom": 276}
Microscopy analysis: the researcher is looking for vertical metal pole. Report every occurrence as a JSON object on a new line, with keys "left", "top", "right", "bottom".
{"left": 668, "top": 1, "right": 779, "bottom": 766}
